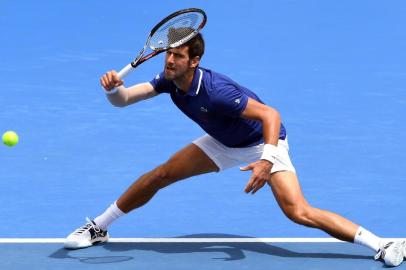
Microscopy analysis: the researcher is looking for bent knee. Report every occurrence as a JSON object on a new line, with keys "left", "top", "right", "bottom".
{"left": 283, "top": 203, "right": 315, "bottom": 227}
{"left": 149, "top": 164, "right": 176, "bottom": 188}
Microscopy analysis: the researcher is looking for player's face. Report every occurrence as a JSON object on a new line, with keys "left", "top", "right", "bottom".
{"left": 164, "top": 46, "right": 194, "bottom": 80}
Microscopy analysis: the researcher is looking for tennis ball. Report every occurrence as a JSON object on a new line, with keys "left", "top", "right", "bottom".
{"left": 2, "top": 131, "right": 19, "bottom": 147}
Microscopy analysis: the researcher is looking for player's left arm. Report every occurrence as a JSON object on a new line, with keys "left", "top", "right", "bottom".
{"left": 240, "top": 97, "right": 281, "bottom": 194}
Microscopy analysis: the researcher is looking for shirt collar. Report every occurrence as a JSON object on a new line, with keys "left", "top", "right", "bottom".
{"left": 176, "top": 68, "right": 203, "bottom": 96}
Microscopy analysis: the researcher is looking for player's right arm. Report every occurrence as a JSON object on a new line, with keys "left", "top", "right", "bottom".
{"left": 100, "top": 70, "right": 158, "bottom": 107}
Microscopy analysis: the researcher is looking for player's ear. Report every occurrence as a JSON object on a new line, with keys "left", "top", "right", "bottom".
{"left": 190, "top": 56, "right": 200, "bottom": 68}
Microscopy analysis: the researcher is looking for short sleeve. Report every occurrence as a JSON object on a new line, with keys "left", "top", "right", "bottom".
{"left": 149, "top": 72, "right": 175, "bottom": 94}
{"left": 211, "top": 84, "right": 249, "bottom": 117}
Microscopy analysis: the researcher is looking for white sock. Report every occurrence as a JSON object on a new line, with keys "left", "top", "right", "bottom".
{"left": 94, "top": 201, "right": 126, "bottom": 231}
{"left": 354, "top": 226, "right": 383, "bottom": 252}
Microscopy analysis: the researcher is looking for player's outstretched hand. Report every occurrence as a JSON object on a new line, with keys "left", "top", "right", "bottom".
{"left": 240, "top": 160, "right": 273, "bottom": 194}
{"left": 100, "top": 70, "right": 124, "bottom": 91}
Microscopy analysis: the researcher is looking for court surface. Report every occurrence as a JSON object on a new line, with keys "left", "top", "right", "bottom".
{"left": 0, "top": 0, "right": 405, "bottom": 269}
{"left": 0, "top": 238, "right": 384, "bottom": 270}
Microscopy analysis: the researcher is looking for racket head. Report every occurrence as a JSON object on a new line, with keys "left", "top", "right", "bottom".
{"left": 148, "top": 8, "right": 207, "bottom": 51}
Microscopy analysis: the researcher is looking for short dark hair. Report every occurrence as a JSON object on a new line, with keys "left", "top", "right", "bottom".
{"left": 168, "top": 28, "right": 205, "bottom": 59}
{"left": 184, "top": 33, "right": 205, "bottom": 59}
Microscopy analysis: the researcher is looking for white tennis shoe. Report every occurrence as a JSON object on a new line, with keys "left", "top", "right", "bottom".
{"left": 374, "top": 240, "right": 406, "bottom": 267}
{"left": 64, "top": 218, "right": 109, "bottom": 249}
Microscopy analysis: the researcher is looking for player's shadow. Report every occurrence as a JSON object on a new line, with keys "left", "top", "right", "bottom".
{"left": 105, "top": 233, "right": 372, "bottom": 261}
{"left": 49, "top": 248, "right": 134, "bottom": 264}
{"left": 49, "top": 233, "right": 371, "bottom": 264}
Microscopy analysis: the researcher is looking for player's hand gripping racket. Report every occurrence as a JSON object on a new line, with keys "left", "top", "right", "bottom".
{"left": 117, "top": 8, "right": 207, "bottom": 79}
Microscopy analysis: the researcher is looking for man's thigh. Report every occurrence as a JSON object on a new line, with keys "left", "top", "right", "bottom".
{"left": 161, "top": 143, "right": 220, "bottom": 181}
{"left": 267, "top": 171, "right": 307, "bottom": 210}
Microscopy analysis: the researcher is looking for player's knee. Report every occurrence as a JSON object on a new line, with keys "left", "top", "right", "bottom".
{"left": 150, "top": 164, "right": 175, "bottom": 189}
{"left": 284, "top": 203, "right": 314, "bottom": 227}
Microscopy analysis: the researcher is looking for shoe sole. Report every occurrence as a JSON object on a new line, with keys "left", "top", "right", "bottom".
{"left": 64, "top": 235, "right": 109, "bottom": 250}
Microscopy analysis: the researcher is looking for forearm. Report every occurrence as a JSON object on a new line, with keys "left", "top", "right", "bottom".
{"left": 106, "top": 82, "right": 158, "bottom": 107}
{"left": 261, "top": 108, "right": 281, "bottom": 146}
{"left": 106, "top": 86, "right": 129, "bottom": 107}
{"left": 241, "top": 98, "right": 281, "bottom": 146}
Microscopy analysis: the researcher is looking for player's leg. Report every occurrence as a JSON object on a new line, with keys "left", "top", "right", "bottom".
{"left": 65, "top": 143, "right": 219, "bottom": 249}
{"left": 116, "top": 143, "right": 219, "bottom": 213}
{"left": 268, "top": 171, "right": 358, "bottom": 241}
{"left": 268, "top": 171, "right": 406, "bottom": 266}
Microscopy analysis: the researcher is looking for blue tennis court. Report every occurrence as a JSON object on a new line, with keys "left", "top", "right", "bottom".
{"left": 2, "top": 240, "right": 378, "bottom": 270}
{"left": 0, "top": 0, "right": 405, "bottom": 269}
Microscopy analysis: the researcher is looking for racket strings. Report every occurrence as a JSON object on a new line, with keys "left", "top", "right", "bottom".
{"left": 150, "top": 12, "right": 205, "bottom": 50}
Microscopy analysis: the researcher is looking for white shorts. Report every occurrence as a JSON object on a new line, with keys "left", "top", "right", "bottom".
{"left": 193, "top": 134, "right": 296, "bottom": 173}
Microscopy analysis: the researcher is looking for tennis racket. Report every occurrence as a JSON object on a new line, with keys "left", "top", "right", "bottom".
{"left": 117, "top": 8, "right": 207, "bottom": 79}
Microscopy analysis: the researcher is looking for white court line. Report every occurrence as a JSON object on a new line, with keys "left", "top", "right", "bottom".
{"left": 109, "top": 238, "right": 344, "bottom": 243}
{"left": 0, "top": 238, "right": 403, "bottom": 244}
{"left": 0, "top": 238, "right": 341, "bottom": 243}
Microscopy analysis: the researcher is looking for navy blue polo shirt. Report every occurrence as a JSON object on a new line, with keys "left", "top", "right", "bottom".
{"left": 149, "top": 67, "right": 286, "bottom": 148}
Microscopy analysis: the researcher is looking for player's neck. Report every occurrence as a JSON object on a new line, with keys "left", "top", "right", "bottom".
{"left": 174, "top": 68, "right": 196, "bottom": 93}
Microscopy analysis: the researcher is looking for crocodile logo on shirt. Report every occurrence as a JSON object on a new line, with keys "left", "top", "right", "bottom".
{"left": 200, "top": 106, "right": 208, "bottom": 113}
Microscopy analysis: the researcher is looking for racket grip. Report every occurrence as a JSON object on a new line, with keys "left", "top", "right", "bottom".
{"left": 117, "top": 64, "right": 134, "bottom": 79}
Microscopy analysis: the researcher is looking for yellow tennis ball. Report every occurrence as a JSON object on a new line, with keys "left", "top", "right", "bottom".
{"left": 2, "top": 131, "right": 19, "bottom": 147}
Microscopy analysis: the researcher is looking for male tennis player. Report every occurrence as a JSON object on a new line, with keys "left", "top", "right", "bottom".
{"left": 65, "top": 33, "right": 405, "bottom": 266}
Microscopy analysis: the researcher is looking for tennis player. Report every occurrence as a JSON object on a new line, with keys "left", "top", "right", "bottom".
{"left": 65, "top": 33, "right": 405, "bottom": 266}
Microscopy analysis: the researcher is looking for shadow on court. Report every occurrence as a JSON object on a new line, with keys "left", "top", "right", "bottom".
{"left": 49, "top": 234, "right": 372, "bottom": 265}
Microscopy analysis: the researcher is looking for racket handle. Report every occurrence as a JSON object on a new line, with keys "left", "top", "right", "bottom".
{"left": 117, "top": 64, "right": 134, "bottom": 79}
